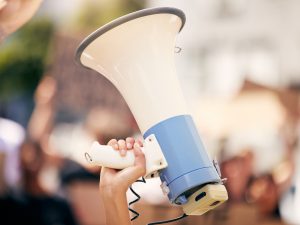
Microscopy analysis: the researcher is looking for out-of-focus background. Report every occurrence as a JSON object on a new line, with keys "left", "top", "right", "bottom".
{"left": 0, "top": 0, "right": 300, "bottom": 225}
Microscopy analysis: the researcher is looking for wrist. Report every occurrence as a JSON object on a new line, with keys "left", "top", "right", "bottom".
{"left": 100, "top": 186, "right": 132, "bottom": 225}
{"left": 100, "top": 184, "right": 127, "bottom": 200}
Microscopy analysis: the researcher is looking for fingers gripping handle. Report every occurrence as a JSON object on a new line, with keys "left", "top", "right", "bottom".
{"left": 85, "top": 134, "right": 168, "bottom": 179}
{"left": 86, "top": 143, "right": 135, "bottom": 168}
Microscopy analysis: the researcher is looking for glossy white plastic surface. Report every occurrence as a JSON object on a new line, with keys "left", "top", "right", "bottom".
{"left": 80, "top": 13, "right": 187, "bottom": 134}
{"left": 86, "top": 134, "right": 168, "bottom": 178}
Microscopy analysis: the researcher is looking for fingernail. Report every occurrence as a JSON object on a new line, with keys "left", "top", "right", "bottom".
{"left": 120, "top": 149, "right": 126, "bottom": 156}
{"left": 134, "top": 143, "right": 140, "bottom": 149}
{"left": 126, "top": 143, "right": 132, "bottom": 149}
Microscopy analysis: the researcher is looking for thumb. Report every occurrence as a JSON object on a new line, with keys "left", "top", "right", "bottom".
{"left": 116, "top": 143, "right": 146, "bottom": 187}
{"left": 133, "top": 143, "right": 146, "bottom": 170}
{"left": 122, "top": 143, "right": 146, "bottom": 182}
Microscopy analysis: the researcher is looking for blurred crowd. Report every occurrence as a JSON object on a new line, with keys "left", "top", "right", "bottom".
{"left": 0, "top": 74, "right": 137, "bottom": 225}
{"left": 1, "top": 1, "right": 300, "bottom": 225}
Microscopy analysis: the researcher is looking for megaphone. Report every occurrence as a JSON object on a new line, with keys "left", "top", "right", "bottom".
{"left": 76, "top": 7, "right": 228, "bottom": 216}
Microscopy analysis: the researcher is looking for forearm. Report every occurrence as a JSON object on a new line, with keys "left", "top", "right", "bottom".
{"left": 101, "top": 188, "right": 132, "bottom": 225}
{"left": 98, "top": 140, "right": 146, "bottom": 225}
{"left": 28, "top": 103, "right": 54, "bottom": 141}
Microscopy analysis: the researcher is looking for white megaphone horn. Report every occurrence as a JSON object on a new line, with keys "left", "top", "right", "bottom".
{"left": 76, "top": 7, "right": 228, "bottom": 216}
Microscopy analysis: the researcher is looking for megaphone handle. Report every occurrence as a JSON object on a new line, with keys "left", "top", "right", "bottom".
{"left": 85, "top": 134, "right": 168, "bottom": 178}
{"left": 86, "top": 142, "right": 135, "bottom": 169}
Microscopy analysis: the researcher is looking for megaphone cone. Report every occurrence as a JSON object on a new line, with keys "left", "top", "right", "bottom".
{"left": 76, "top": 7, "right": 227, "bottom": 215}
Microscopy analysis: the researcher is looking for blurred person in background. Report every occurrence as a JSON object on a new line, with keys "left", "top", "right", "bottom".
{"left": 218, "top": 130, "right": 294, "bottom": 225}
{"left": 23, "top": 69, "right": 136, "bottom": 224}
{"left": 0, "top": 74, "right": 78, "bottom": 224}
{"left": 24, "top": 138, "right": 78, "bottom": 225}
{"left": 221, "top": 149, "right": 254, "bottom": 203}
{"left": 245, "top": 132, "right": 294, "bottom": 220}
{"left": 247, "top": 174, "right": 280, "bottom": 217}
{"left": 0, "top": 1, "right": 175, "bottom": 224}
{"left": 0, "top": 0, "right": 44, "bottom": 191}
{"left": 50, "top": 107, "right": 135, "bottom": 225}
{"left": 0, "top": 138, "right": 78, "bottom": 225}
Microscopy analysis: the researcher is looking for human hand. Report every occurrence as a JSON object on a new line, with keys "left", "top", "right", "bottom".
{"left": 99, "top": 137, "right": 146, "bottom": 195}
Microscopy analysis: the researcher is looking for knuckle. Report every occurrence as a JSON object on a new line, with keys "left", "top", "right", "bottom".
{"left": 118, "top": 139, "right": 125, "bottom": 145}
{"left": 118, "top": 139, "right": 126, "bottom": 149}
{"left": 108, "top": 138, "right": 117, "bottom": 144}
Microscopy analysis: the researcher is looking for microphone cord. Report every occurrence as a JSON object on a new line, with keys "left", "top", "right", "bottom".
{"left": 147, "top": 213, "right": 188, "bottom": 225}
{"left": 128, "top": 177, "right": 189, "bottom": 224}
{"left": 128, "top": 177, "right": 146, "bottom": 221}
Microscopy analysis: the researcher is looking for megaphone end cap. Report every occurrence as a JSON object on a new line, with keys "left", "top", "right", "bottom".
{"left": 75, "top": 7, "right": 186, "bottom": 67}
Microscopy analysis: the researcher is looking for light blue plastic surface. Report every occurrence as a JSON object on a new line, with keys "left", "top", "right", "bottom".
{"left": 143, "top": 115, "right": 221, "bottom": 203}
